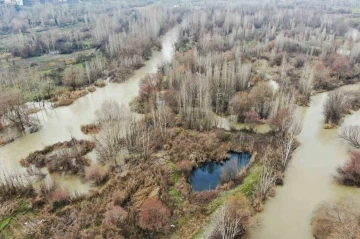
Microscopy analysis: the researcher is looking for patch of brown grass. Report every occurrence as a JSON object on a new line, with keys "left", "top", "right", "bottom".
{"left": 88, "top": 85, "right": 96, "bottom": 92}
{"left": 85, "top": 164, "right": 109, "bottom": 185}
{"left": 81, "top": 124, "right": 100, "bottom": 134}
{"left": 20, "top": 138, "right": 95, "bottom": 175}
{"left": 95, "top": 80, "right": 106, "bottom": 87}
{"left": 53, "top": 98, "right": 74, "bottom": 107}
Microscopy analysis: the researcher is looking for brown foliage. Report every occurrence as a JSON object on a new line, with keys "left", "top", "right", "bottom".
{"left": 331, "top": 55, "right": 353, "bottom": 79}
{"left": 244, "top": 110, "right": 260, "bottom": 131}
{"left": 311, "top": 197, "right": 360, "bottom": 239}
{"left": 339, "top": 125, "right": 360, "bottom": 149}
{"left": 0, "top": 173, "right": 36, "bottom": 203}
{"left": 230, "top": 82, "right": 273, "bottom": 122}
{"left": 177, "top": 160, "right": 193, "bottom": 174}
{"left": 206, "top": 194, "right": 256, "bottom": 239}
{"left": 94, "top": 80, "right": 106, "bottom": 87}
{"left": 191, "top": 190, "right": 219, "bottom": 205}
{"left": 81, "top": 124, "right": 100, "bottom": 134}
{"left": 170, "top": 130, "right": 228, "bottom": 164}
{"left": 48, "top": 188, "right": 71, "bottom": 205}
{"left": 323, "top": 90, "right": 349, "bottom": 125}
{"left": 137, "top": 196, "right": 171, "bottom": 232}
{"left": 20, "top": 138, "right": 95, "bottom": 175}
{"left": 87, "top": 85, "right": 97, "bottom": 92}
{"left": 103, "top": 205, "right": 128, "bottom": 227}
{"left": 335, "top": 151, "right": 360, "bottom": 187}
{"left": 85, "top": 164, "right": 109, "bottom": 185}
{"left": 112, "top": 190, "right": 128, "bottom": 206}
{"left": 53, "top": 98, "right": 74, "bottom": 107}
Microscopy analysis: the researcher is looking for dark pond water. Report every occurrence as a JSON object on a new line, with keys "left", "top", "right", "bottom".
{"left": 190, "top": 152, "right": 251, "bottom": 191}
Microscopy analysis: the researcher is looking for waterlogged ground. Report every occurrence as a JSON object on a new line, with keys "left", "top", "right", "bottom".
{"left": 0, "top": 27, "right": 179, "bottom": 194}
{"left": 251, "top": 86, "right": 360, "bottom": 239}
{"left": 190, "top": 152, "right": 250, "bottom": 191}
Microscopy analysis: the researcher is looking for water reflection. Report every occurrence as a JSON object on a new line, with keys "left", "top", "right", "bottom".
{"left": 190, "top": 152, "right": 250, "bottom": 191}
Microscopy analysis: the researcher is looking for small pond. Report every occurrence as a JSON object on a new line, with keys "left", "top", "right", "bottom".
{"left": 190, "top": 152, "right": 251, "bottom": 191}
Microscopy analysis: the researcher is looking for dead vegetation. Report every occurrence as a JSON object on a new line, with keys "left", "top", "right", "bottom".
{"left": 80, "top": 123, "right": 101, "bottom": 135}
{"left": 20, "top": 138, "right": 95, "bottom": 175}
{"left": 335, "top": 151, "right": 360, "bottom": 187}
{"left": 311, "top": 196, "right": 360, "bottom": 239}
{"left": 51, "top": 89, "right": 89, "bottom": 108}
{"left": 340, "top": 125, "right": 360, "bottom": 149}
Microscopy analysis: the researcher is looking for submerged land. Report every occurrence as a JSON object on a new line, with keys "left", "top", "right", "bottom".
{"left": 1, "top": 0, "right": 360, "bottom": 238}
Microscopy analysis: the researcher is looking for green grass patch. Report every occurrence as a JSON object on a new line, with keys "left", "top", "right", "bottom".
{"left": 168, "top": 162, "right": 180, "bottom": 184}
{"left": 169, "top": 187, "right": 183, "bottom": 204}
{"left": 175, "top": 215, "right": 186, "bottom": 227}
{"left": 0, "top": 216, "right": 13, "bottom": 231}
{"left": 0, "top": 201, "right": 32, "bottom": 232}
{"left": 352, "top": 7, "right": 360, "bottom": 13}
{"left": 207, "top": 166, "right": 261, "bottom": 213}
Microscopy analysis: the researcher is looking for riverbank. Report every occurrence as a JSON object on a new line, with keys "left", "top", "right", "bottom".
{"left": 0, "top": 26, "right": 180, "bottom": 194}
{"left": 251, "top": 85, "right": 360, "bottom": 239}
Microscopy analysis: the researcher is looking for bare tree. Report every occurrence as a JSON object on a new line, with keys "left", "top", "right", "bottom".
{"left": 0, "top": 89, "right": 30, "bottom": 131}
{"left": 255, "top": 166, "right": 276, "bottom": 202}
{"left": 323, "top": 90, "right": 348, "bottom": 126}
{"left": 339, "top": 126, "right": 360, "bottom": 148}
{"left": 94, "top": 120, "right": 125, "bottom": 166}
{"left": 277, "top": 121, "right": 301, "bottom": 170}
{"left": 94, "top": 101, "right": 126, "bottom": 165}
{"left": 299, "top": 63, "right": 314, "bottom": 104}
{"left": 311, "top": 196, "right": 360, "bottom": 239}
{"left": 205, "top": 194, "right": 256, "bottom": 239}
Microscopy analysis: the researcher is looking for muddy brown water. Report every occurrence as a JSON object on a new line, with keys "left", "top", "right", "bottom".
{"left": 251, "top": 85, "right": 360, "bottom": 239}
{"left": 0, "top": 27, "right": 179, "bottom": 194}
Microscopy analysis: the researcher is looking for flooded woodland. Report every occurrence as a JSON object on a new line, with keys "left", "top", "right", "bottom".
{"left": 0, "top": 0, "right": 360, "bottom": 239}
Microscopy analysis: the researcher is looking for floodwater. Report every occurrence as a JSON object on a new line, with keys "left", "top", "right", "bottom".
{"left": 0, "top": 27, "right": 179, "bottom": 194}
{"left": 251, "top": 85, "right": 360, "bottom": 239}
{"left": 190, "top": 152, "right": 250, "bottom": 191}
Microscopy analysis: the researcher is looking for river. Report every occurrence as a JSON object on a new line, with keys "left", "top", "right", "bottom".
{"left": 251, "top": 86, "right": 360, "bottom": 239}
{"left": 0, "top": 27, "right": 179, "bottom": 194}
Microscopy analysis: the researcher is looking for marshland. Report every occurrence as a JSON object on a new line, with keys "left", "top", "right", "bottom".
{"left": 0, "top": 0, "right": 360, "bottom": 239}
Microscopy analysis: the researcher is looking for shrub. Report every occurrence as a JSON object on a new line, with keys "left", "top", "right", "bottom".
{"left": 244, "top": 110, "right": 260, "bottom": 132}
{"left": 218, "top": 132, "right": 231, "bottom": 142}
{"left": 94, "top": 80, "right": 106, "bottom": 87}
{"left": 103, "top": 206, "right": 128, "bottom": 226}
{"left": 323, "top": 90, "right": 349, "bottom": 126}
{"left": 88, "top": 85, "right": 96, "bottom": 92}
{"left": 0, "top": 174, "right": 36, "bottom": 202}
{"left": 81, "top": 124, "right": 100, "bottom": 134}
{"left": 53, "top": 98, "right": 74, "bottom": 107}
{"left": 21, "top": 139, "right": 95, "bottom": 174}
{"left": 205, "top": 194, "right": 256, "bottom": 239}
{"left": 177, "top": 160, "right": 193, "bottom": 174}
{"left": 138, "top": 197, "right": 171, "bottom": 232}
{"left": 112, "top": 190, "right": 127, "bottom": 206}
{"left": 48, "top": 188, "right": 71, "bottom": 205}
{"left": 339, "top": 125, "right": 360, "bottom": 148}
{"left": 192, "top": 190, "right": 219, "bottom": 204}
{"left": 331, "top": 55, "right": 353, "bottom": 79}
{"left": 311, "top": 197, "right": 360, "bottom": 239}
{"left": 335, "top": 151, "right": 360, "bottom": 186}
{"left": 85, "top": 164, "right": 109, "bottom": 185}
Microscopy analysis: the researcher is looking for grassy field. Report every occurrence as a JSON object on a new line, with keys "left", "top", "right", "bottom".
{"left": 353, "top": 7, "right": 360, "bottom": 13}
{"left": 0, "top": 48, "right": 96, "bottom": 72}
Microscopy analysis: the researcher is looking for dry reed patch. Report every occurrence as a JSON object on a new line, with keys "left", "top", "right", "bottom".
{"left": 20, "top": 138, "right": 95, "bottom": 175}
{"left": 81, "top": 124, "right": 101, "bottom": 134}
{"left": 87, "top": 85, "right": 96, "bottom": 92}
{"left": 95, "top": 80, "right": 106, "bottom": 87}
